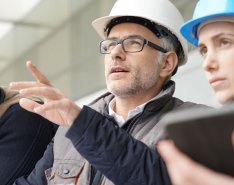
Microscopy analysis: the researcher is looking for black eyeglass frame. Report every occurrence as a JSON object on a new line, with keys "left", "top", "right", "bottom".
{"left": 100, "top": 36, "right": 168, "bottom": 54}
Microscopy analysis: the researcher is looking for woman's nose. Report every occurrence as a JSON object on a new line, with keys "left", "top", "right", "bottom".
{"left": 202, "top": 50, "right": 218, "bottom": 72}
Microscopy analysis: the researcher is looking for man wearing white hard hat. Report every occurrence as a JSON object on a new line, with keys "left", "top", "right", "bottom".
{"left": 158, "top": 0, "right": 234, "bottom": 185}
{"left": 13, "top": 0, "right": 205, "bottom": 184}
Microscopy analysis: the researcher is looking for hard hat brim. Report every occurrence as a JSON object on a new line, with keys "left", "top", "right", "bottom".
{"left": 92, "top": 15, "right": 118, "bottom": 39}
{"left": 180, "top": 12, "right": 234, "bottom": 46}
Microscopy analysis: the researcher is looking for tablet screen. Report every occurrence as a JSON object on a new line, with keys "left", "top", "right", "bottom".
{"left": 164, "top": 104, "right": 234, "bottom": 176}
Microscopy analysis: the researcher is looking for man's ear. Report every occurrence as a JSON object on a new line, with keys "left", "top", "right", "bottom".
{"left": 159, "top": 51, "right": 178, "bottom": 78}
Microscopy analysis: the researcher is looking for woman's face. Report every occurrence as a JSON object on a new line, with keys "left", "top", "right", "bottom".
{"left": 198, "top": 22, "right": 234, "bottom": 104}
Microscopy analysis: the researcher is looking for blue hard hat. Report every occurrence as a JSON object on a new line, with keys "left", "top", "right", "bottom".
{"left": 180, "top": 0, "right": 234, "bottom": 46}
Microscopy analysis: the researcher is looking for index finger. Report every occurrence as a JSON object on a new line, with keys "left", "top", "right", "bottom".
{"left": 26, "top": 61, "right": 52, "bottom": 86}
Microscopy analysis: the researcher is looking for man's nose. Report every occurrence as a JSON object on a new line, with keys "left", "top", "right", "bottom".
{"left": 110, "top": 43, "right": 126, "bottom": 60}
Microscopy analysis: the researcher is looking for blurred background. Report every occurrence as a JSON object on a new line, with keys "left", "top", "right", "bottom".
{"left": 0, "top": 0, "right": 218, "bottom": 107}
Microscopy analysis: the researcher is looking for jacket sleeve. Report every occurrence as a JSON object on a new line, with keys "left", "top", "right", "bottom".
{"left": 66, "top": 106, "right": 171, "bottom": 185}
{"left": 0, "top": 104, "right": 56, "bottom": 185}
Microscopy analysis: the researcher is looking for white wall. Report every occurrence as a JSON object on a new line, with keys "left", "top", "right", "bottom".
{"left": 173, "top": 49, "right": 219, "bottom": 107}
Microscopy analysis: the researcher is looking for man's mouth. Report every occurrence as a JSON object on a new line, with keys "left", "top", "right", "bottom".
{"left": 110, "top": 66, "right": 128, "bottom": 73}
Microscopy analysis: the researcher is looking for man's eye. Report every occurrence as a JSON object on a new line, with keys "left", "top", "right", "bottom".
{"left": 101, "top": 45, "right": 107, "bottom": 51}
{"left": 106, "top": 42, "right": 117, "bottom": 49}
{"left": 130, "top": 39, "right": 141, "bottom": 45}
{"left": 125, "top": 39, "right": 142, "bottom": 47}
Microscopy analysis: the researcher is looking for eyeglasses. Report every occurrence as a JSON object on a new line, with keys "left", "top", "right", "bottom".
{"left": 100, "top": 36, "right": 168, "bottom": 54}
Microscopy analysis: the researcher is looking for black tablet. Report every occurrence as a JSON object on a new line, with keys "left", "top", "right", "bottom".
{"left": 164, "top": 104, "right": 234, "bottom": 176}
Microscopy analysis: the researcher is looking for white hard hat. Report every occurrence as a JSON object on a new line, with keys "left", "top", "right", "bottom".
{"left": 92, "top": 0, "right": 188, "bottom": 66}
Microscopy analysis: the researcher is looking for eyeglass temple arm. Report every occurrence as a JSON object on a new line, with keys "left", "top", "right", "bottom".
{"left": 147, "top": 40, "right": 168, "bottom": 53}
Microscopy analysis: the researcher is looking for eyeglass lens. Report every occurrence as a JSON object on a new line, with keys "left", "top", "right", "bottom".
{"left": 100, "top": 36, "right": 167, "bottom": 54}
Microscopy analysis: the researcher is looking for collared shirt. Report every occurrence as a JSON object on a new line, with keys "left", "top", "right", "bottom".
{"left": 108, "top": 96, "right": 157, "bottom": 127}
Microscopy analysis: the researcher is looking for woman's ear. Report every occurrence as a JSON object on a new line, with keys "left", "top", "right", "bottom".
{"left": 159, "top": 51, "right": 178, "bottom": 78}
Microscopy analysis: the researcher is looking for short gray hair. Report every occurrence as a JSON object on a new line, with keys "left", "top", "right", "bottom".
{"left": 159, "top": 36, "right": 183, "bottom": 76}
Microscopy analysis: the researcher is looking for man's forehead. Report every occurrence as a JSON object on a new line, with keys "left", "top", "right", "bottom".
{"left": 108, "top": 23, "right": 157, "bottom": 40}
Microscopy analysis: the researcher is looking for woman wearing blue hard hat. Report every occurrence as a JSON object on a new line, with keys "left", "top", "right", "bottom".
{"left": 158, "top": 0, "right": 234, "bottom": 185}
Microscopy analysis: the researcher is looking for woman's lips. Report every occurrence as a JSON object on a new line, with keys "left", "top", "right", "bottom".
{"left": 209, "top": 77, "right": 226, "bottom": 88}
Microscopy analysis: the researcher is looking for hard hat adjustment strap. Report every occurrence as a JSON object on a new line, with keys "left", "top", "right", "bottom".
{"left": 105, "top": 16, "right": 167, "bottom": 38}
{"left": 105, "top": 16, "right": 181, "bottom": 55}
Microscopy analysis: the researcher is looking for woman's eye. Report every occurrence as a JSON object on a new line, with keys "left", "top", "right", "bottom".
{"left": 220, "top": 39, "right": 230, "bottom": 47}
{"left": 199, "top": 47, "right": 207, "bottom": 57}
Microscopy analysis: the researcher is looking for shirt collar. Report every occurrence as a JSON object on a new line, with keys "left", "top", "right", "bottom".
{"left": 108, "top": 96, "right": 158, "bottom": 127}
